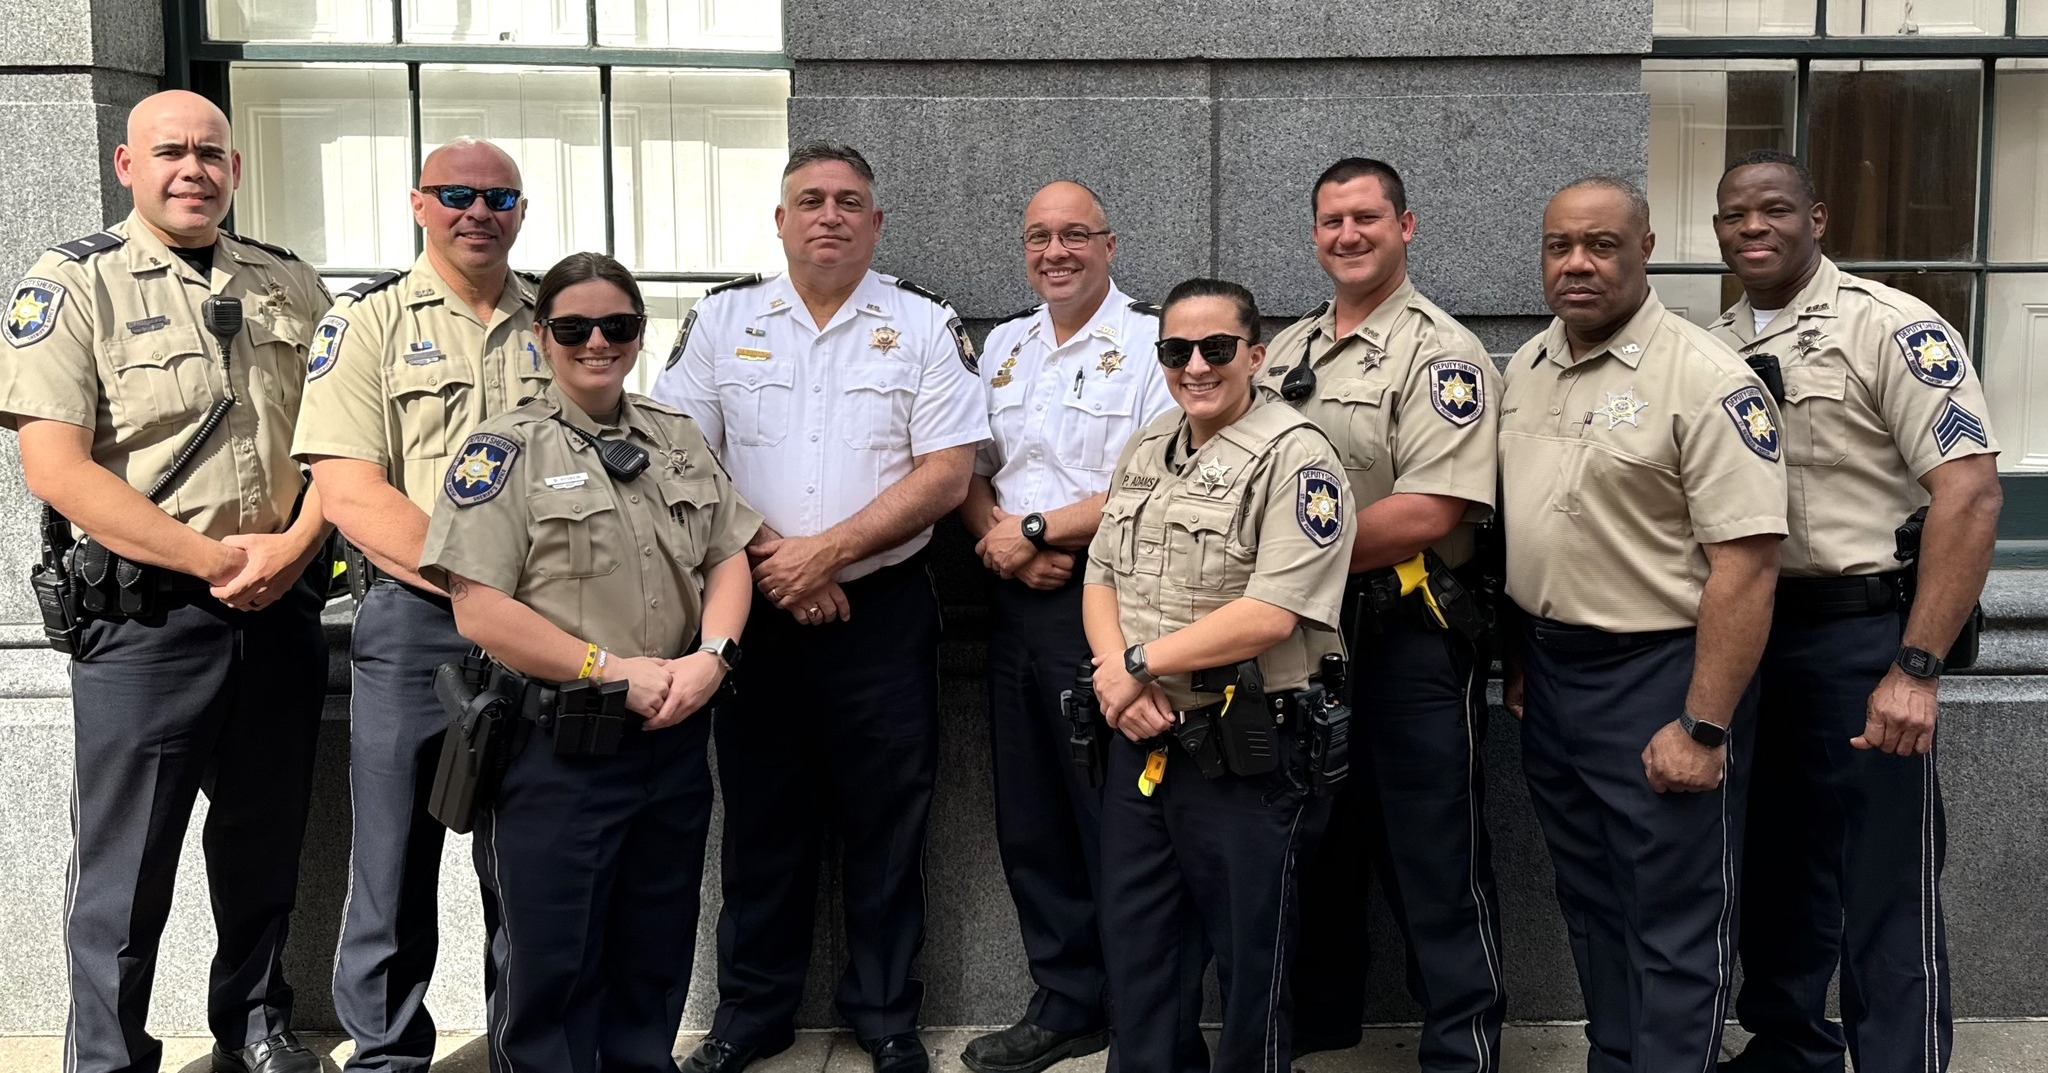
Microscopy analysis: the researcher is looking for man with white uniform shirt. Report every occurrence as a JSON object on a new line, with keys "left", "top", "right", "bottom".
{"left": 653, "top": 142, "right": 989, "bottom": 1073}
{"left": 957, "top": 180, "right": 1174, "bottom": 1073}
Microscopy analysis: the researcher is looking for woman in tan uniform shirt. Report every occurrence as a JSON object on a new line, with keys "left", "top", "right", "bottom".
{"left": 418, "top": 252, "right": 760, "bottom": 1073}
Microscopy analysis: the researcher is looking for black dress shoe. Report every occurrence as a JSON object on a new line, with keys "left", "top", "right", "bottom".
{"left": 211, "top": 1032, "right": 321, "bottom": 1073}
{"left": 867, "top": 1033, "right": 930, "bottom": 1073}
{"left": 961, "top": 1021, "right": 1111, "bottom": 1073}
{"left": 678, "top": 1034, "right": 795, "bottom": 1073}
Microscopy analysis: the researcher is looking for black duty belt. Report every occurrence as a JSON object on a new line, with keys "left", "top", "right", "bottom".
{"left": 1523, "top": 613, "right": 1695, "bottom": 654}
{"left": 1176, "top": 687, "right": 1304, "bottom": 730}
{"left": 1776, "top": 572, "right": 1906, "bottom": 617}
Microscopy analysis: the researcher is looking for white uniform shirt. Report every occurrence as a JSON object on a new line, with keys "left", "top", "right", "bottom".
{"left": 976, "top": 283, "right": 1175, "bottom": 514}
{"left": 652, "top": 269, "right": 989, "bottom": 580}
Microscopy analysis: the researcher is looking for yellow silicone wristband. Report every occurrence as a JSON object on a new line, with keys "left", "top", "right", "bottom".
{"left": 578, "top": 642, "right": 599, "bottom": 680}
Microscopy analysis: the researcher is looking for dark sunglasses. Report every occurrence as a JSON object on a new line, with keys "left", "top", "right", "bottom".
{"left": 1155, "top": 334, "right": 1249, "bottom": 369}
{"left": 541, "top": 313, "right": 647, "bottom": 346}
{"left": 419, "top": 184, "right": 522, "bottom": 211}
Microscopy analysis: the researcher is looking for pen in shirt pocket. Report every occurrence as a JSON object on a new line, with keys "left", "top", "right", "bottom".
{"left": 1073, "top": 369, "right": 1084, "bottom": 397}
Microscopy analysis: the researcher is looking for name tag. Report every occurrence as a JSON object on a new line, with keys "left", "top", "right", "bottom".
{"left": 1122, "top": 474, "right": 1159, "bottom": 490}
{"left": 126, "top": 315, "right": 170, "bottom": 335}
{"left": 406, "top": 340, "right": 445, "bottom": 365}
{"left": 544, "top": 472, "right": 589, "bottom": 490}
{"left": 736, "top": 347, "right": 772, "bottom": 361}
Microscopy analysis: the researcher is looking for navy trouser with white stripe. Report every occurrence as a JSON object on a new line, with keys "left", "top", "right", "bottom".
{"left": 1728, "top": 605, "right": 1951, "bottom": 1073}
{"left": 1099, "top": 728, "right": 1328, "bottom": 1073}
{"left": 64, "top": 568, "right": 325, "bottom": 1073}
{"left": 1292, "top": 619, "right": 1507, "bottom": 1070}
{"left": 1519, "top": 615, "right": 1756, "bottom": 1073}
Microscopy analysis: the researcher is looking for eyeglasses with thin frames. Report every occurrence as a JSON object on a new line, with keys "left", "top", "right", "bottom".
{"left": 1022, "top": 228, "right": 1113, "bottom": 251}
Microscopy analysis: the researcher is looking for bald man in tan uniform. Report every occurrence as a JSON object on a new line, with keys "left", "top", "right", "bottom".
{"left": 1263, "top": 158, "right": 1506, "bottom": 1068}
{"left": 292, "top": 138, "right": 544, "bottom": 1073}
{"left": 1499, "top": 178, "right": 1786, "bottom": 1072}
{"left": 1709, "top": 152, "right": 2002, "bottom": 1073}
{"left": 1, "top": 91, "right": 331, "bottom": 1073}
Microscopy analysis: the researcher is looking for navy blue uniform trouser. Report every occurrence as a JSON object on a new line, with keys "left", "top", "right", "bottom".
{"left": 1730, "top": 606, "right": 1950, "bottom": 1073}
{"left": 334, "top": 581, "right": 500, "bottom": 1072}
{"left": 1519, "top": 617, "right": 1755, "bottom": 1073}
{"left": 64, "top": 566, "right": 325, "bottom": 1073}
{"left": 1292, "top": 617, "right": 1507, "bottom": 1070}
{"left": 709, "top": 558, "right": 940, "bottom": 1045}
{"left": 985, "top": 578, "right": 1109, "bottom": 1034}
{"left": 475, "top": 707, "right": 714, "bottom": 1073}
{"left": 1099, "top": 728, "right": 1328, "bottom": 1073}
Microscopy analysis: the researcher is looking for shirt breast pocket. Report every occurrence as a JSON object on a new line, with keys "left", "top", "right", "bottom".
{"left": 1782, "top": 365, "right": 1848, "bottom": 467}
{"left": 840, "top": 361, "right": 919, "bottom": 450}
{"left": 390, "top": 359, "right": 476, "bottom": 461}
{"left": 102, "top": 325, "right": 215, "bottom": 430}
{"left": 657, "top": 476, "right": 719, "bottom": 565}
{"left": 1321, "top": 378, "right": 1389, "bottom": 477}
{"left": 529, "top": 487, "right": 623, "bottom": 579}
{"left": 1163, "top": 496, "right": 1248, "bottom": 591}
{"left": 715, "top": 360, "right": 794, "bottom": 447}
{"left": 246, "top": 315, "right": 308, "bottom": 413}
{"left": 1100, "top": 493, "right": 1160, "bottom": 577}
{"left": 1055, "top": 379, "right": 1140, "bottom": 472}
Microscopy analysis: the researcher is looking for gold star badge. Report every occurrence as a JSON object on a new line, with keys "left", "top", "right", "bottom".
{"left": 1098, "top": 349, "right": 1125, "bottom": 376}
{"left": 8, "top": 290, "right": 47, "bottom": 331}
{"left": 1597, "top": 387, "right": 1649, "bottom": 430}
{"left": 1305, "top": 486, "right": 1339, "bottom": 525}
{"left": 1914, "top": 335, "right": 1956, "bottom": 374}
{"left": 871, "top": 326, "right": 901, "bottom": 355}
{"left": 455, "top": 446, "right": 503, "bottom": 488}
{"left": 1742, "top": 401, "right": 1776, "bottom": 441}
{"left": 1194, "top": 458, "right": 1231, "bottom": 493}
{"left": 1438, "top": 373, "right": 1476, "bottom": 409}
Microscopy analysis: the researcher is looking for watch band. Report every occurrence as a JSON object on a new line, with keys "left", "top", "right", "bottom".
{"left": 1023, "top": 512, "right": 1052, "bottom": 551}
{"left": 1125, "top": 644, "right": 1155, "bottom": 684}
{"left": 1896, "top": 645, "right": 1945, "bottom": 679}
{"left": 1678, "top": 710, "right": 1728, "bottom": 748}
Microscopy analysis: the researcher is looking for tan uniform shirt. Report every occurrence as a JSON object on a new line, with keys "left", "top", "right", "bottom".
{"left": 290, "top": 253, "right": 547, "bottom": 511}
{"left": 1500, "top": 292, "right": 1789, "bottom": 632}
{"left": 1086, "top": 402, "right": 1354, "bottom": 710}
{"left": 1257, "top": 279, "right": 1501, "bottom": 566}
{"left": 1709, "top": 258, "right": 1999, "bottom": 578}
{"left": 418, "top": 387, "right": 762, "bottom": 660}
{"left": 0, "top": 212, "right": 330, "bottom": 539}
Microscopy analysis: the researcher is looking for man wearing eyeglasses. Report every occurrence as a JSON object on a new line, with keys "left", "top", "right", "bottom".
{"left": 954, "top": 180, "right": 1174, "bottom": 1073}
{"left": 293, "top": 136, "right": 545, "bottom": 1073}
{"left": 653, "top": 143, "right": 987, "bottom": 1073}
{"left": 1260, "top": 158, "right": 1507, "bottom": 1070}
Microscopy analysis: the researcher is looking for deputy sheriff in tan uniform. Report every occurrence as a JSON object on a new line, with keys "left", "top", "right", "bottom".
{"left": 1500, "top": 177, "right": 1787, "bottom": 1071}
{"left": 417, "top": 252, "right": 760, "bottom": 1072}
{"left": 1263, "top": 158, "right": 1506, "bottom": 1068}
{"left": 290, "top": 136, "right": 545, "bottom": 1072}
{"left": 0, "top": 90, "right": 331, "bottom": 1073}
{"left": 1085, "top": 278, "right": 1352, "bottom": 1073}
{"left": 1708, "top": 151, "right": 2002, "bottom": 1073}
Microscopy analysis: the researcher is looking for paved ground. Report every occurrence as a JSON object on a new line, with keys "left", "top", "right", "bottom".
{"left": 4, "top": 1023, "right": 2046, "bottom": 1072}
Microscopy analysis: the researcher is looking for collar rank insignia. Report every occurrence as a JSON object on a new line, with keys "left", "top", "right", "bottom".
{"left": 870, "top": 326, "right": 902, "bottom": 355}
{"left": 308, "top": 314, "right": 348, "bottom": 379}
{"left": 5, "top": 278, "right": 65, "bottom": 348}
{"left": 1194, "top": 457, "right": 1231, "bottom": 494}
{"left": 1098, "top": 349, "right": 1125, "bottom": 376}
{"left": 1429, "top": 358, "right": 1484, "bottom": 426}
{"left": 1894, "top": 320, "right": 1966, "bottom": 387}
{"left": 1722, "top": 386, "right": 1780, "bottom": 461}
{"left": 1620, "top": 343, "right": 1641, "bottom": 355}
{"left": 865, "top": 303, "right": 883, "bottom": 313}
{"left": 1595, "top": 387, "right": 1649, "bottom": 430}
{"left": 445, "top": 432, "right": 519, "bottom": 507}
{"left": 1296, "top": 467, "right": 1343, "bottom": 548}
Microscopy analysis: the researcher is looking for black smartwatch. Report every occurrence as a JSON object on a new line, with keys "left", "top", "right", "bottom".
{"left": 1678, "top": 710, "right": 1728, "bottom": 748}
{"left": 1124, "top": 644, "right": 1155, "bottom": 684}
{"left": 1896, "top": 645, "right": 1945, "bottom": 680}
{"left": 699, "top": 637, "right": 742, "bottom": 671}
{"left": 1021, "top": 512, "right": 1052, "bottom": 551}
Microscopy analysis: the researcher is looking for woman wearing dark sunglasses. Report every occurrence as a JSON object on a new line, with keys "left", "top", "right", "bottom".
{"left": 416, "top": 251, "right": 761, "bottom": 1072}
{"left": 1082, "top": 278, "right": 1355, "bottom": 1072}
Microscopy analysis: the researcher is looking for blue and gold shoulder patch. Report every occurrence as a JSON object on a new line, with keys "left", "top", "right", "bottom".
{"left": 445, "top": 432, "right": 519, "bottom": 507}
{"left": 1933, "top": 397, "right": 1989, "bottom": 455}
{"left": 1296, "top": 466, "right": 1344, "bottom": 548}
{"left": 1895, "top": 320, "right": 1966, "bottom": 388}
{"left": 948, "top": 316, "right": 977, "bottom": 374}
{"left": 1429, "top": 358, "right": 1485, "bottom": 427}
{"left": 6, "top": 278, "right": 67, "bottom": 348}
{"left": 307, "top": 314, "right": 348, "bottom": 379}
{"left": 666, "top": 308, "right": 699, "bottom": 370}
{"left": 1721, "top": 385, "right": 1781, "bottom": 461}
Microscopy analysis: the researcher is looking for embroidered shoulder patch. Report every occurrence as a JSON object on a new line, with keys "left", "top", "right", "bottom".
{"left": 1932, "top": 397, "right": 1989, "bottom": 455}
{"left": 5, "top": 278, "right": 66, "bottom": 348}
{"left": 948, "top": 316, "right": 977, "bottom": 374}
{"left": 445, "top": 433, "right": 519, "bottom": 507}
{"left": 307, "top": 314, "right": 348, "bottom": 379}
{"left": 1428, "top": 358, "right": 1484, "bottom": 426}
{"left": 666, "top": 308, "right": 698, "bottom": 370}
{"left": 1296, "top": 467, "right": 1344, "bottom": 548}
{"left": 1721, "top": 385, "right": 1781, "bottom": 462}
{"left": 1895, "top": 320, "right": 1966, "bottom": 388}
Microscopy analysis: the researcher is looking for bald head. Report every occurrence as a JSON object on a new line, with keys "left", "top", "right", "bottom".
{"left": 412, "top": 137, "right": 526, "bottom": 281}
{"left": 1026, "top": 180, "right": 1109, "bottom": 231}
{"left": 419, "top": 137, "right": 523, "bottom": 188}
{"left": 116, "top": 90, "right": 239, "bottom": 246}
{"left": 127, "top": 90, "right": 230, "bottom": 148}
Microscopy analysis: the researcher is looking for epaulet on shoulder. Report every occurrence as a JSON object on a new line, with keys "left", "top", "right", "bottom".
{"left": 49, "top": 231, "right": 125, "bottom": 262}
{"left": 341, "top": 270, "right": 405, "bottom": 302}
{"left": 1128, "top": 300, "right": 1162, "bottom": 318}
{"left": 222, "top": 230, "right": 302, "bottom": 262}
{"left": 635, "top": 393, "right": 686, "bottom": 418}
{"left": 515, "top": 269, "right": 542, "bottom": 286}
{"left": 1302, "top": 300, "right": 1331, "bottom": 321}
{"left": 993, "top": 306, "right": 1037, "bottom": 326}
{"left": 894, "top": 277, "right": 954, "bottom": 308}
{"left": 706, "top": 272, "right": 765, "bottom": 297}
